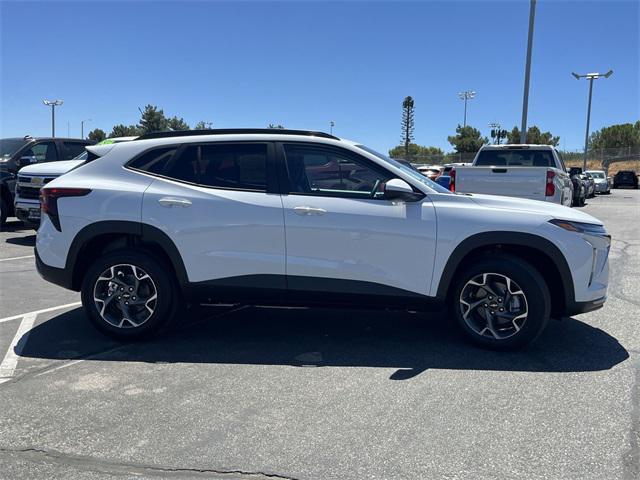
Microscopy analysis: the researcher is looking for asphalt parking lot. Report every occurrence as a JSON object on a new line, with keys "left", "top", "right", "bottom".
{"left": 0, "top": 191, "right": 638, "bottom": 480}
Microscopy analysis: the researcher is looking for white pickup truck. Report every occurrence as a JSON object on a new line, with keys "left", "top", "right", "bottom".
{"left": 452, "top": 145, "right": 573, "bottom": 206}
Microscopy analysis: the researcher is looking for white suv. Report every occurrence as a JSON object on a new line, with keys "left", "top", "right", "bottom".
{"left": 35, "top": 129, "right": 611, "bottom": 349}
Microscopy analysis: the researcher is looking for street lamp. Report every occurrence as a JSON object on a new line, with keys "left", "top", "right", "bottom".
{"left": 572, "top": 70, "right": 613, "bottom": 170}
{"left": 81, "top": 118, "right": 92, "bottom": 139}
{"left": 43, "top": 99, "right": 63, "bottom": 137}
{"left": 330, "top": 121, "right": 335, "bottom": 134}
{"left": 457, "top": 91, "right": 476, "bottom": 127}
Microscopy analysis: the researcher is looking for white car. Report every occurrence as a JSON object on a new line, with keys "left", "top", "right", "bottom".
{"left": 35, "top": 129, "right": 610, "bottom": 349}
{"left": 453, "top": 145, "right": 573, "bottom": 206}
{"left": 585, "top": 170, "right": 611, "bottom": 194}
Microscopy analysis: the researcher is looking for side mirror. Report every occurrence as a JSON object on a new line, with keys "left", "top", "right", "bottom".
{"left": 19, "top": 155, "right": 37, "bottom": 166}
{"left": 384, "top": 178, "right": 424, "bottom": 202}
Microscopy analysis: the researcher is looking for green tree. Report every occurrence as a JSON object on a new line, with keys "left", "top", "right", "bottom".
{"left": 194, "top": 121, "right": 213, "bottom": 130}
{"left": 166, "top": 116, "right": 190, "bottom": 131}
{"left": 268, "top": 123, "right": 285, "bottom": 129}
{"left": 87, "top": 128, "right": 106, "bottom": 142}
{"left": 138, "top": 105, "right": 167, "bottom": 134}
{"left": 389, "top": 144, "right": 443, "bottom": 159}
{"left": 589, "top": 121, "right": 640, "bottom": 149}
{"left": 401, "top": 96, "right": 415, "bottom": 157}
{"left": 506, "top": 125, "right": 560, "bottom": 146}
{"left": 109, "top": 124, "right": 140, "bottom": 138}
{"left": 447, "top": 125, "right": 488, "bottom": 153}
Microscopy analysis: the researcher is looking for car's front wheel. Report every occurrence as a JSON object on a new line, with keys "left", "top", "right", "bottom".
{"left": 81, "top": 249, "right": 179, "bottom": 340}
{"left": 451, "top": 255, "right": 551, "bottom": 350}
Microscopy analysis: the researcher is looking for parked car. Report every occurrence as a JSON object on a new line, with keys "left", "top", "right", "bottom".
{"left": 416, "top": 165, "right": 441, "bottom": 180}
{"left": 580, "top": 173, "right": 596, "bottom": 198}
{"left": 435, "top": 174, "right": 451, "bottom": 190}
{"left": 452, "top": 145, "right": 573, "bottom": 206}
{"left": 0, "top": 136, "right": 94, "bottom": 225}
{"left": 569, "top": 173, "right": 586, "bottom": 207}
{"left": 35, "top": 128, "right": 610, "bottom": 350}
{"left": 613, "top": 170, "right": 639, "bottom": 189}
{"left": 14, "top": 137, "right": 136, "bottom": 227}
{"left": 568, "top": 167, "right": 594, "bottom": 199}
{"left": 585, "top": 170, "right": 611, "bottom": 194}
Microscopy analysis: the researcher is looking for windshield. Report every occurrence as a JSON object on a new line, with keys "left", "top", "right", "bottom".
{"left": 0, "top": 138, "right": 28, "bottom": 158}
{"left": 586, "top": 171, "right": 605, "bottom": 179}
{"left": 355, "top": 145, "right": 452, "bottom": 194}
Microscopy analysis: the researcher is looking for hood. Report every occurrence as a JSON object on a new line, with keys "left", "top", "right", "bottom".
{"left": 592, "top": 177, "right": 608, "bottom": 184}
{"left": 468, "top": 193, "right": 603, "bottom": 225}
{"left": 18, "top": 159, "right": 85, "bottom": 176}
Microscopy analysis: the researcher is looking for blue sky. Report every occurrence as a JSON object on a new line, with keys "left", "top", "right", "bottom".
{"left": 1, "top": 0, "right": 638, "bottom": 152}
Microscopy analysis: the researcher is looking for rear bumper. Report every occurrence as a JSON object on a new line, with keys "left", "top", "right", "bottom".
{"left": 35, "top": 247, "right": 75, "bottom": 290}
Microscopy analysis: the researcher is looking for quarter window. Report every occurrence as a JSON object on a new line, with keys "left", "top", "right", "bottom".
{"left": 283, "top": 144, "right": 391, "bottom": 199}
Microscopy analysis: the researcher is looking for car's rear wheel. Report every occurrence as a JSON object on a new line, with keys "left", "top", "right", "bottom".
{"left": 451, "top": 255, "right": 551, "bottom": 350}
{"left": 81, "top": 249, "right": 179, "bottom": 340}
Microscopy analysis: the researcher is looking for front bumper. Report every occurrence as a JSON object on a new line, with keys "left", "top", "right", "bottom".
{"left": 594, "top": 183, "right": 609, "bottom": 193}
{"left": 564, "top": 296, "right": 607, "bottom": 316}
{"left": 14, "top": 201, "right": 41, "bottom": 226}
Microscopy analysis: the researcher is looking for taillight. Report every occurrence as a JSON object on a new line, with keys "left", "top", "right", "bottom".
{"left": 40, "top": 188, "right": 91, "bottom": 231}
{"left": 449, "top": 168, "right": 456, "bottom": 192}
{"left": 545, "top": 170, "right": 555, "bottom": 196}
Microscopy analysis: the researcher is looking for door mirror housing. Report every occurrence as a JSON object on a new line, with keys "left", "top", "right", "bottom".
{"left": 384, "top": 178, "right": 424, "bottom": 201}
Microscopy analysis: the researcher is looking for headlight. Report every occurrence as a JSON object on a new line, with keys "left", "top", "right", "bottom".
{"left": 549, "top": 219, "right": 608, "bottom": 236}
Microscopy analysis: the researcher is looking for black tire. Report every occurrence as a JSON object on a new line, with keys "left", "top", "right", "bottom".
{"left": 450, "top": 254, "right": 551, "bottom": 350}
{"left": 580, "top": 194, "right": 586, "bottom": 207}
{"left": 0, "top": 196, "right": 7, "bottom": 228}
{"left": 81, "top": 248, "right": 179, "bottom": 340}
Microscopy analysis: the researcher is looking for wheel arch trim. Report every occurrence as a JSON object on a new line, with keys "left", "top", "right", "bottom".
{"left": 436, "top": 231, "right": 575, "bottom": 309}
{"left": 66, "top": 220, "right": 189, "bottom": 290}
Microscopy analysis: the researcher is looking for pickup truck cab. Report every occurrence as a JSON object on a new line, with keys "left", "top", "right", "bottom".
{"left": 452, "top": 145, "right": 572, "bottom": 206}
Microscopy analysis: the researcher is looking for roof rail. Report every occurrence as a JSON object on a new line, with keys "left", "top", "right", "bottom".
{"left": 134, "top": 128, "right": 339, "bottom": 141}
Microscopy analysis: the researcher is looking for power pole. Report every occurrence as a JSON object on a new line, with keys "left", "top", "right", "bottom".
{"left": 520, "top": 0, "right": 537, "bottom": 143}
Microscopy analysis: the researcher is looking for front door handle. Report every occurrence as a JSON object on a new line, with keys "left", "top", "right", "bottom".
{"left": 159, "top": 197, "right": 192, "bottom": 208}
{"left": 293, "top": 206, "right": 327, "bottom": 216}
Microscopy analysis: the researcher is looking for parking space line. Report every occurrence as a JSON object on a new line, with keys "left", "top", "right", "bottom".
{"left": 0, "top": 312, "right": 38, "bottom": 384}
{"left": 0, "top": 302, "right": 81, "bottom": 324}
{"left": 0, "top": 255, "right": 35, "bottom": 262}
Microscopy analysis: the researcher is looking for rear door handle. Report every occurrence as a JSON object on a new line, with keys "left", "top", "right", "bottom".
{"left": 159, "top": 197, "right": 192, "bottom": 208}
{"left": 293, "top": 206, "right": 327, "bottom": 216}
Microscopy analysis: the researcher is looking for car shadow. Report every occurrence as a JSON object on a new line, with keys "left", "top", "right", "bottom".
{"left": 18, "top": 306, "right": 629, "bottom": 379}
{"left": 5, "top": 234, "right": 36, "bottom": 247}
{"left": 0, "top": 219, "right": 28, "bottom": 233}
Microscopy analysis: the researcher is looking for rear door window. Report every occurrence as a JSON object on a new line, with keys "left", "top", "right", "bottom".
{"left": 25, "top": 141, "right": 58, "bottom": 162}
{"left": 162, "top": 143, "right": 268, "bottom": 191}
{"left": 62, "top": 141, "right": 89, "bottom": 160}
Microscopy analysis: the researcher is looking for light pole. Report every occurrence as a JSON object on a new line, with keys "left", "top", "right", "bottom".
{"left": 81, "top": 118, "right": 92, "bottom": 139}
{"left": 330, "top": 121, "right": 335, "bottom": 134}
{"left": 572, "top": 70, "right": 613, "bottom": 170}
{"left": 43, "top": 99, "right": 63, "bottom": 137}
{"left": 457, "top": 91, "right": 476, "bottom": 127}
{"left": 520, "top": 0, "right": 537, "bottom": 143}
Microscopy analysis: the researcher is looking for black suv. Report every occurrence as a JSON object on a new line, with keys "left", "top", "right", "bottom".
{"left": 613, "top": 170, "right": 638, "bottom": 189}
{"left": 0, "top": 136, "right": 95, "bottom": 225}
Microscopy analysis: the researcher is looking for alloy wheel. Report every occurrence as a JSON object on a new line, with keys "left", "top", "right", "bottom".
{"left": 459, "top": 272, "right": 528, "bottom": 340}
{"left": 93, "top": 264, "right": 157, "bottom": 328}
